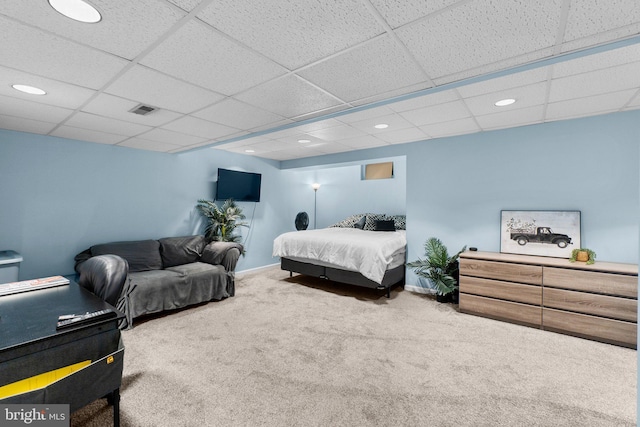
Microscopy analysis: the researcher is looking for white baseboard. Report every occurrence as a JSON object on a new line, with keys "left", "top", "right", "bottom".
{"left": 237, "top": 262, "right": 280, "bottom": 276}
{"left": 404, "top": 284, "right": 436, "bottom": 295}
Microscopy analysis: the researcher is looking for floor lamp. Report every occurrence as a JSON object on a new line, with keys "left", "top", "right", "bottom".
{"left": 312, "top": 183, "right": 320, "bottom": 229}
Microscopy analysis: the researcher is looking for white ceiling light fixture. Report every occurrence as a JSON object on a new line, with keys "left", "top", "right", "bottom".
{"left": 298, "top": 139, "right": 311, "bottom": 143}
{"left": 48, "top": 0, "right": 102, "bottom": 23}
{"left": 12, "top": 84, "right": 46, "bottom": 95}
{"left": 245, "top": 149, "right": 255, "bottom": 153}
{"left": 495, "top": 98, "right": 516, "bottom": 107}
{"left": 374, "top": 123, "right": 389, "bottom": 129}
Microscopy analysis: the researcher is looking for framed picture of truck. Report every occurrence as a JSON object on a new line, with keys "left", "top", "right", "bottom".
{"left": 500, "top": 210, "right": 581, "bottom": 258}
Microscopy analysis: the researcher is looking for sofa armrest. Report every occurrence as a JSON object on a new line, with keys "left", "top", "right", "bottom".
{"left": 200, "top": 242, "right": 243, "bottom": 272}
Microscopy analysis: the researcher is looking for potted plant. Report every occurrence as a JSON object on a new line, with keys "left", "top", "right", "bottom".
{"left": 196, "top": 198, "right": 248, "bottom": 246}
{"left": 570, "top": 248, "right": 596, "bottom": 265}
{"left": 407, "top": 237, "right": 467, "bottom": 303}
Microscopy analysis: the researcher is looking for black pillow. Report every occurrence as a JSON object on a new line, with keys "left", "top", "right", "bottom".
{"left": 374, "top": 220, "right": 396, "bottom": 231}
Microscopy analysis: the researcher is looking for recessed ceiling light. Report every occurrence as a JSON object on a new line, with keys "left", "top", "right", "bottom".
{"left": 374, "top": 124, "right": 389, "bottom": 129}
{"left": 12, "top": 84, "right": 46, "bottom": 95}
{"left": 298, "top": 139, "right": 311, "bottom": 143}
{"left": 245, "top": 149, "right": 255, "bottom": 153}
{"left": 49, "top": 0, "right": 102, "bottom": 23}
{"left": 495, "top": 98, "right": 516, "bottom": 107}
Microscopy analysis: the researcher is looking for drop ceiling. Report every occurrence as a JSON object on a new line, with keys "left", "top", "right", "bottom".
{"left": 0, "top": 0, "right": 639, "bottom": 161}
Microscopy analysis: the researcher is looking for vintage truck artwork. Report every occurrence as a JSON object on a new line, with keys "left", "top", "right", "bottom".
{"left": 501, "top": 210, "right": 581, "bottom": 258}
{"left": 509, "top": 226, "right": 572, "bottom": 248}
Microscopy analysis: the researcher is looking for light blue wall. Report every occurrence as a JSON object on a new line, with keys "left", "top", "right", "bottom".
{"left": 282, "top": 110, "right": 639, "bottom": 286}
{"left": 0, "top": 130, "right": 289, "bottom": 279}
{"left": 280, "top": 156, "right": 406, "bottom": 230}
{"left": 1, "top": 110, "right": 638, "bottom": 283}
{"left": 404, "top": 111, "right": 638, "bottom": 267}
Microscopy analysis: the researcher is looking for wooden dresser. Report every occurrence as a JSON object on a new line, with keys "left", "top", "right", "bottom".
{"left": 459, "top": 251, "right": 638, "bottom": 348}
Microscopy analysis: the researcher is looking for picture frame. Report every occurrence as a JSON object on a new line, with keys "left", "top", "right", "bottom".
{"left": 500, "top": 210, "right": 581, "bottom": 258}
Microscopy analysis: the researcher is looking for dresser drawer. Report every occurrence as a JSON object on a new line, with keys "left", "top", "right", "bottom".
{"left": 459, "top": 293, "right": 541, "bottom": 327}
{"left": 543, "top": 288, "right": 637, "bottom": 322}
{"left": 543, "top": 267, "right": 637, "bottom": 298}
{"left": 460, "top": 259, "right": 542, "bottom": 285}
{"left": 543, "top": 308, "right": 637, "bottom": 348}
{"left": 460, "top": 276, "right": 541, "bottom": 305}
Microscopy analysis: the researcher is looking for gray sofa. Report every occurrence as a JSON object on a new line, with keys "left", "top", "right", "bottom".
{"left": 75, "top": 235, "right": 242, "bottom": 328}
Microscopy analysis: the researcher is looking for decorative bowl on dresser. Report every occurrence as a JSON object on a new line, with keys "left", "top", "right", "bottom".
{"left": 458, "top": 251, "right": 637, "bottom": 349}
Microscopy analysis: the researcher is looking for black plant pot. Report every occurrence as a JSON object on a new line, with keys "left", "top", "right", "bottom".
{"left": 451, "top": 288, "right": 459, "bottom": 304}
{"left": 436, "top": 293, "right": 452, "bottom": 303}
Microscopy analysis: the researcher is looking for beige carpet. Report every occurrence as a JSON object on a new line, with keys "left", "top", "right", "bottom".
{"left": 71, "top": 266, "right": 637, "bottom": 426}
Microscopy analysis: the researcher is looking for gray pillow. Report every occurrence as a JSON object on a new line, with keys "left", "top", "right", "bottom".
{"left": 91, "top": 239, "right": 162, "bottom": 273}
{"left": 159, "top": 235, "right": 206, "bottom": 268}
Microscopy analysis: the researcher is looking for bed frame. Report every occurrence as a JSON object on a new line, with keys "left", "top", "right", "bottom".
{"left": 281, "top": 257, "right": 405, "bottom": 298}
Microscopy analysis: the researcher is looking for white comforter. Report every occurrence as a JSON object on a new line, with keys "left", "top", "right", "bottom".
{"left": 273, "top": 228, "right": 406, "bottom": 284}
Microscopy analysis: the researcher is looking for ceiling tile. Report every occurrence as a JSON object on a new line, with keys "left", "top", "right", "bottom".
{"left": 193, "top": 98, "right": 286, "bottom": 130}
{"left": 167, "top": 0, "right": 202, "bottom": 12}
{"left": 419, "top": 117, "right": 480, "bottom": 139}
{"left": 349, "top": 81, "right": 432, "bottom": 106}
{"left": 118, "top": 137, "right": 183, "bottom": 152}
{"left": 347, "top": 113, "right": 415, "bottom": 135}
{"left": 298, "top": 35, "right": 427, "bottom": 102}
{"left": 546, "top": 89, "right": 637, "bottom": 121}
{"left": 0, "top": 0, "right": 185, "bottom": 60}
{"left": 0, "top": 17, "right": 129, "bottom": 89}
{"left": 456, "top": 67, "right": 550, "bottom": 98}
{"left": 0, "top": 114, "right": 57, "bottom": 135}
{"left": 140, "top": 20, "right": 286, "bottom": 96}
{"left": 0, "top": 95, "right": 73, "bottom": 123}
{"left": 387, "top": 89, "right": 460, "bottom": 113}
{"left": 335, "top": 105, "right": 395, "bottom": 124}
{"left": 306, "top": 124, "right": 367, "bottom": 141}
{"left": 463, "top": 82, "right": 548, "bottom": 116}
{"left": 293, "top": 118, "right": 344, "bottom": 133}
{"left": 104, "top": 65, "right": 224, "bottom": 114}
{"left": 51, "top": 125, "right": 128, "bottom": 145}
{"left": 335, "top": 135, "right": 388, "bottom": 149}
{"left": 397, "top": 0, "right": 563, "bottom": 80}
{"left": 162, "top": 116, "right": 239, "bottom": 139}
{"left": 236, "top": 75, "right": 343, "bottom": 118}
{"left": 552, "top": 44, "right": 640, "bottom": 79}
{"left": 549, "top": 62, "right": 640, "bottom": 102}
{"left": 197, "top": 0, "right": 384, "bottom": 69}
{"left": 135, "top": 127, "right": 207, "bottom": 146}
{"left": 375, "top": 127, "right": 429, "bottom": 144}
{"left": 627, "top": 92, "right": 640, "bottom": 108}
{"left": 476, "top": 105, "right": 544, "bottom": 130}
{"left": 82, "top": 93, "right": 182, "bottom": 126}
{"left": 400, "top": 100, "right": 470, "bottom": 127}
{"left": 368, "top": 0, "right": 461, "bottom": 28}
{"left": 64, "top": 112, "right": 152, "bottom": 137}
{"left": 0, "top": 66, "right": 97, "bottom": 110}
{"left": 563, "top": 0, "right": 640, "bottom": 44}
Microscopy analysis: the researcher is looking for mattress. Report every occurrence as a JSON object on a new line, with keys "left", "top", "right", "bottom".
{"left": 273, "top": 228, "right": 406, "bottom": 284}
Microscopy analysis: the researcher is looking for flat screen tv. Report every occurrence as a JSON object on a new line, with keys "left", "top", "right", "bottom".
{"left": 216, "top": 168, "right": 262, "bottom": 202}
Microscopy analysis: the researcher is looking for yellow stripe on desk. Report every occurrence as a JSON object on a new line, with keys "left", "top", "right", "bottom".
{"left": 0, "top": 360, "right": 91, "bottom": 399}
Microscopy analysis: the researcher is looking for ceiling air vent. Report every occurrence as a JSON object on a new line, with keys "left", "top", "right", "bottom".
{"left": 129, "top": 104, "right": 157, "bottom": 115}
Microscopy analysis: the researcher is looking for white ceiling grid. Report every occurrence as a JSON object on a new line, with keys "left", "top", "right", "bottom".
{"left": 0, "top": 0, "right": 638, "bottom": 161}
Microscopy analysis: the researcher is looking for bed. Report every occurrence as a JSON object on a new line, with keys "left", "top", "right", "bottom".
{"left": 272, "top": 214, "right": 407, "bottom": 297}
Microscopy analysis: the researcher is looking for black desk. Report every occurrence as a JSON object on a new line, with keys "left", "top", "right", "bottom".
{"left": 0, "top": 282, "right": 124, "bottom": 426}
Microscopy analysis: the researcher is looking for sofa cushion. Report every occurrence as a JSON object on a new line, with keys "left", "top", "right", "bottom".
{"left": 159, "top": 235, "right": 206, "bottom": 268}
{"left": 91, "top": 239, "right": 162, "bottom": 273}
